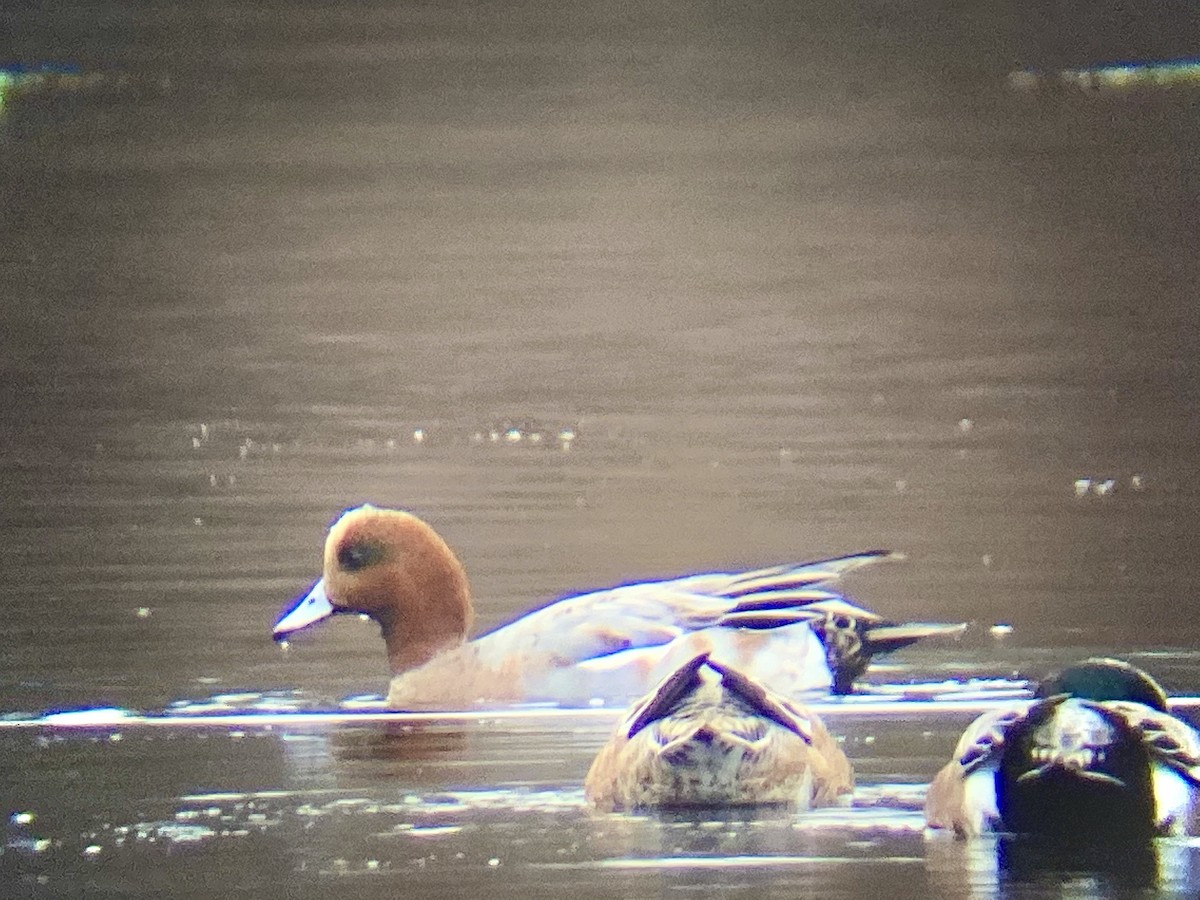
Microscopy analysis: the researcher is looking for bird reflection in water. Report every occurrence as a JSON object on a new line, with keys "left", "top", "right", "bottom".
{"left": 331, "top": 724, "right": 468, "bottom": 767}
{"left": 585, "top": 804, "right": 804, "bottom": 863}
{"left": 274, "top": 723, "right": 469, "bottom": 790}
{"left": 996, "top": 836, "right": 1197, "bottom": 892}
{"left": 926, "top": 832, "right": 1200, "bottom": 894}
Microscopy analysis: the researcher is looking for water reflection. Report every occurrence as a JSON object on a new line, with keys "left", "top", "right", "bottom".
{"left": 4, "top": 0, "right": 1200, "bottom": 895}
{"left": 926, "top": 832, "right": 1200, "bottom": 896}
{"left": 588, "top": 807, "right": 814, "bottom": 861}
{"left": 329, "top": 724, "right": 470, "bottom": 765}
{"left": 8, "top": 713, "right": 1200, "bottom": 898}
{"left": 998, "top": 837, "right": 1162, "bottom": 890}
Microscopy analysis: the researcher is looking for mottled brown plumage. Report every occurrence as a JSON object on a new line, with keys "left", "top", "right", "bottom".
{"left": 585, "top": 652, "right": 854, "bottom": 810}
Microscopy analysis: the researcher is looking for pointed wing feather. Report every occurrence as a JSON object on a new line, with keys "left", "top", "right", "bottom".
{"left": 926, "top": 700, "right": 1032, "bottom": 836}
{"left": 705, "top": 657, "right": 815, "bottom": 743}
{"left": 473, "top": 551, "right": 888, "bottom": 668}
{"left": 724, "top": 588, "right": 846, "bottom": 613}
{"left": 955, "top": 703, "right": 1034, "bottom": 774}
{"left": 1107, "top": 701, "right": 1200, "bottom": 786}
{"left": 717, "top": 550, "right": 897, "bottom": 599}
{"left": 624, "top": 652, "right": 711, "bottom": 738}
{"left": 716, "top": 608, "right": 822, "bottom": 630}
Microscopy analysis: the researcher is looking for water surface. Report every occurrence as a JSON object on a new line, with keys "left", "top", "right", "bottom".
{"left": 2, "top": 0, "right": 1200, "bottom": 895}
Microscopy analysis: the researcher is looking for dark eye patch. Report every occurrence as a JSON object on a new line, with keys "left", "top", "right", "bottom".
{"left": 337, "top": 539, "right": 384, "bottom": 572}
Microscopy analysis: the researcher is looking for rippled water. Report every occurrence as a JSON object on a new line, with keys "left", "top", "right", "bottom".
{"left": 3, "top": 0, "right": 1200, "bottom": 895}
{"left": 7, "top": 690, "right": 1200, "bottom": 898}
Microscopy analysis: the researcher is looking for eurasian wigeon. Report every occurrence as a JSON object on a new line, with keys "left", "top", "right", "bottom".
{"left": 273, "top": 505, "right": 966, "bottom": 708}
{"left": 925, "top": 658, "right": 1200, "bottom": 839}
{"left": 584, "top": 651, "right": 854, "bottom": 810}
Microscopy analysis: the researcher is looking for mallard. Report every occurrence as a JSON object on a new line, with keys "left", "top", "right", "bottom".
{"left": 925, "top": 658, "right": 1200, "bottom": 839}
{"left": 584, "top": 651, "right": 853, "bottom": 810}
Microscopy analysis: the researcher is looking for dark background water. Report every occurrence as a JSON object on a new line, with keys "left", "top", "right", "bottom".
{"left": 2, "top": 0, "right": 1200, "bottom": 895}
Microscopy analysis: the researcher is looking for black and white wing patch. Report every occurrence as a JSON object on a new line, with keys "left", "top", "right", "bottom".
{"left": 1107, "top": 701, "right": 1200, "bottom": 786}
{"left": 955, "top": 702, "right": 1036, "bottom": 774}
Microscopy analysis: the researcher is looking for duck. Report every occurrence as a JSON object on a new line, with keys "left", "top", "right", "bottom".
{"left": 272, "top": 504, "right": 966, "bottom": 708}
{"left": 924, "top": 658, "right": 1200, "bottom": 840}
{"left": 584, "top": 651, "right": 854, "bottom": 810}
